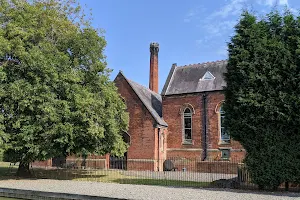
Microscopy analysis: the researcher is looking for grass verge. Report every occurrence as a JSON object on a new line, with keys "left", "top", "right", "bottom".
{"left": 0, "top": 162, "right": 210, "bottom": 188}
{"left": 113, "top": 178, "right": 210, "bottom": 188}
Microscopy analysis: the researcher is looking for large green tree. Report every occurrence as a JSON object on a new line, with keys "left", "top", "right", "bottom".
{"left": 224, "top": 10, "right": 300, "bottom": 189}
{"left": 0, "top": 0, "right": 128, "bottom": 176}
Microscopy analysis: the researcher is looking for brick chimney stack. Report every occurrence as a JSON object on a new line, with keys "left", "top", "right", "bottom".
{"left": 149, "top": 42, "right": 159, "bottom": 93}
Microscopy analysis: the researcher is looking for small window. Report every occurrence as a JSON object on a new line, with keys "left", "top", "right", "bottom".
{"left": 183, "top": 108, "right": 192, "bottom": 143}
{"left": 220, "top": 105, "right": 230, "bottom": 143}
{"left": 160, "top": 130, "right": 164, "bottom": 152}
{"left": 201, "top": 71, "right": 215, "bottom": 80}
{"left": 221, "top": 149, "right": 230, "bottom": 160}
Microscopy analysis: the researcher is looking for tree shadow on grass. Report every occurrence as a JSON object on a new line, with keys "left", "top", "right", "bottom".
{"left": 31, "top": 168, "right": 108, "bottom": 180}
{"left": 0, "top": 166, "right": 107, "bottom": 181}
{"left": 0, "top": 166, "right": 19, "bottom": 180}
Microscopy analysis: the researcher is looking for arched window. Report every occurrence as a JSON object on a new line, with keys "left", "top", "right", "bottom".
{"left": 220, "top": 105, "right": 230, "bottom": 143}
{"left": 183, "top": 107, "right": 192, "bottom": 143}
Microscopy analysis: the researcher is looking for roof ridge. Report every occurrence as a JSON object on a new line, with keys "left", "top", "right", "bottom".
{"left": 126, "top": 78, "right": 161, "bottom": 97}
{"left": 178, "top": 59, "right": 227, "bottom": 68}
{"left": 117, "top": 72, "right": 167, "bottom": 127}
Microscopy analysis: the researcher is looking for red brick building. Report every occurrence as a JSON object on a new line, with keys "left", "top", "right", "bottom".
{"left": 113, "top": 43, "right": 168, "bottom": 171}
{"left": 113, "top": 42, "right": 245, "bottom": 171}
{"left": 161, "top": 61, "right": 245, "bottom": 162}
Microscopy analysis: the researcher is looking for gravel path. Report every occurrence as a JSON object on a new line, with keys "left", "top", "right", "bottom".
{"left": 0, "top": 179, "right": 299, "bottom": 200}
{"left": 122, "top": 171, "right": 237, "bottom": 182}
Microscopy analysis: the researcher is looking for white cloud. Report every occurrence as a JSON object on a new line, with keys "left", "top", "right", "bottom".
{"left": 290, "top": 7, "right": 299, "bottom": 15}
{"left": 192, "top": 0, "right": 296, "bottom": 52}
{"left": 184, "top": 10, "right": 196, "bottom": 23}
{"left": 217, "top": 46, "right": 228, "bottom": 57}
{"left": 210, "top": 0, "right": 247, "bottom": 19}
{"left": 199, "top": 0, "right": 244, "bottom": 38}
{"left": 257, "top": 0, "right": 289, "bottom": 6}
{"left": 279, "top": 0, "right": 288, "bottom": 5}
{"left": 204, "top": 20, "right": 237, "bottom": 37}
{"left": 195, "top": 39, "right": 203, "bottom": 45}
{"left": 195, "top": 36, "right": 214, "bottom": 47}
{"left": 194, "top": 0, "right": 246, "bottom": 52}
{"left": 184, "top": 6, "right": 206, "bottom": 23}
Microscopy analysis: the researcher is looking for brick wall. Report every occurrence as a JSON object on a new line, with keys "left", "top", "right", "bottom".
{"left": 127, "top": 160, "right": 155, "bottom": 171}
{"left": 157, "top": 128, "right": 167, "bottom": 171}
{"left": 163, "top": 94, "right": 203, "bottom": 161}
{"left": 206, "top": 92, "right": 243, "bottom": 148}
{"left": 163, "top": 158, "right": 239, "bottom": 173}
{"left": 163, "top": 91, "right": 245, "bottom": 162}
{"left": 196, "top": 161, "right": 239, "bottom": 174}
{"left": 31, "top": 155, "right": 109, "bottom": 169}
{"left": 66, "top": 155, "right": 108, "bottom": 169}
{"left": 168, "top": 157, "right": 201, "bottom": 172}
{"left": 207, "top": 150, "right": 246, "bottom": 162}
{"left": 114, "top": 73, "right": 157, "bottom": 170}
{"left": 167, "top": 150, "right": 203, "bottom": 160}
{"left": 31, "top": 159, "right": 52, "bottom": 168}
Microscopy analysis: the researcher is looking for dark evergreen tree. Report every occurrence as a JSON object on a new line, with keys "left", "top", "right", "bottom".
{"left": 224, "top": 10, "right": 300, "bottom": 189}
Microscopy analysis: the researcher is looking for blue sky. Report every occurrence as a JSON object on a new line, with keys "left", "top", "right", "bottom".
{"left": 79, "top": 0, "right": 299, "bottom": 92}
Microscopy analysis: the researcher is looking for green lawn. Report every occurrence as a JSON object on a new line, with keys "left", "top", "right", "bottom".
{"left": 0, "top": 162, "right": 18, "bottom": 179}
{"left": 113, "top": 178, "right": 210, "bottom": 187}
{"left": 0, "top": 162, "right": 210, "bottom": 188}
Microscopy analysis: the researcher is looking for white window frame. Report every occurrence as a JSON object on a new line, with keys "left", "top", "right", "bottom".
{"left": 200, "top": 71, "right": 215, "bottom": 81}
{"left": 219, "top": 105, "right": 230, "bottom": 143}
{"left": 182, "top": 107, "right": 192, "bottom": 144}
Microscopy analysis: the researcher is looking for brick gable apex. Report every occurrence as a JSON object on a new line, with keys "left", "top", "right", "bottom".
{"left": 114, "top": 71, "right": 168, "bottom": 127}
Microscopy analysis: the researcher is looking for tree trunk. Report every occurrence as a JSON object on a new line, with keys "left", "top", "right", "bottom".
{"left": 17, "top": 162, "right": 31, "bottom": 177}
{"left": 285, "top": 182, "right": 289, "bottom": 191}
{"left": 272, "top": 186, "right": 278, "bottom": 191}
{"left": 258, "top": 184, "right": 265, "bottom": 190}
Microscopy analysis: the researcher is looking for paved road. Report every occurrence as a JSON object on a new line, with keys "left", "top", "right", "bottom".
{"left": 0, "top": 179, "right": 299, "bottom": 200}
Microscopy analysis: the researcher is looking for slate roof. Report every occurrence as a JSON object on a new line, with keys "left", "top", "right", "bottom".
{"left": 117, "top": 72, "right": 168, "bottom": 127}
{"left": 161, "top": 60, "right": 227, "bottom": 96}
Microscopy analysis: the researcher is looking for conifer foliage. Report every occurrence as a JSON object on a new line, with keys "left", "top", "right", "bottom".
{"left": 0, "top": 0, "right": 129, "bottom": 176}
{"left": 224, "top": 10, "right": 300, "bottom": 189}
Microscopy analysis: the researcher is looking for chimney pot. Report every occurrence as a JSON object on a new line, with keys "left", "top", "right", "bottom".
{"left": 150, "top": 42, "right": 159, "bottom": 54}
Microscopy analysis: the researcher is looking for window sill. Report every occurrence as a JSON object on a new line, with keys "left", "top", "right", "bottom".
{"left": 220, "top": 158, "right": 230, "bottom": 161}
{"left": 182, "top": 141, "right": 193, "bottom": 145}
{"left": 218, "top": 140, "right": 231, "bottom": 145}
